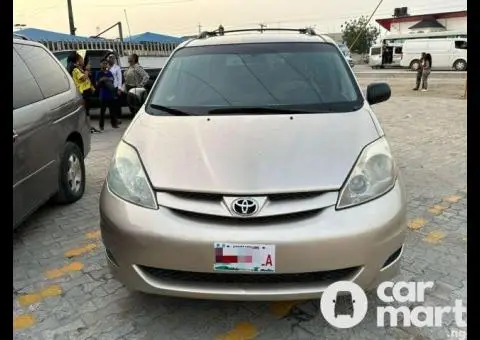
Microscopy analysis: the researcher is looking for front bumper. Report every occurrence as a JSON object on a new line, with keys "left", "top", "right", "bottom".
{"left": 100, "top": 179, "right": 407, "bottom": 301}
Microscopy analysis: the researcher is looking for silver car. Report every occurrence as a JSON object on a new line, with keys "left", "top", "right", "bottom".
{"left": 13, "top": 39, "right": 91, "bottom": 228}
{"left": 100, "top": 28, "right": 407, "bottom": 301}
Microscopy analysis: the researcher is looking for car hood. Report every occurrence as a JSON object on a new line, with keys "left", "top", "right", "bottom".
{"left": 124, "top": 109, "right": 380, "bottom": 194}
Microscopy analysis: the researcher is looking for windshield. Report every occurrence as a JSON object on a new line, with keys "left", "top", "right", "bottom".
{"left": 146, "top": 42, "right": 363, "bottom": 115}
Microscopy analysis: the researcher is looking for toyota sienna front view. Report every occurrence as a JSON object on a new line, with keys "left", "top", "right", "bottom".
{"left": 99, "top": 28, "right": 407, "bottom": 301}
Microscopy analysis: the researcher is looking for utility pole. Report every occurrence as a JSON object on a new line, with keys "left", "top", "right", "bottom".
{"left": 259, "top": 23, "right": 266, "bottom": 32}
{"left": 348, "top": 0, "right": 384, "bottom": 51}
{"left": 198, "top": 23, "right": 202, "bottom": 33}
{"left": 67, "top": 0, "right": 76, "bottom": 35}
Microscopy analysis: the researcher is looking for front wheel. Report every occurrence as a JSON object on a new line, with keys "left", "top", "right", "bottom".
{"left": 453, "top": 59, "right": 467, "bottom": 71}
{"left": 54, "top": 142, "right": 86, "bottom": 204}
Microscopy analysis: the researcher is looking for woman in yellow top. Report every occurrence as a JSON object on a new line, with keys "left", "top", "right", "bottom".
{"left": 68, "top": 52, "right": 99, "bottom": 133}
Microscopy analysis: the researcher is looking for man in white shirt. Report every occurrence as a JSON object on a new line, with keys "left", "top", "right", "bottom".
{"left": 106, "top": 53, "right": 122, "bottom": 127}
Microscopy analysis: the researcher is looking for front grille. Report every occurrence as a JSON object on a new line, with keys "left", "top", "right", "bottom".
{"left": 164, "top": 190, "right": 326, "bottom": 202}
{"left": 169, "top": 208, "right": 322, "bottom": 224}
{"left": 138, "top": 266, "right": 361, "bottom": 285}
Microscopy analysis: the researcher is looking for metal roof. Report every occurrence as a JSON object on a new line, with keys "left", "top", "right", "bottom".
{"left": 126, "top": 32, "right": 183, "bottom": 43}
{"left": 15, "top": 28, "right": 100, "bottom": 42}
{"left": 376, "top": 10, "right": 466, "bottom": 31}
{"left": 409, "top": 18, "right": 446, "bottom": 30}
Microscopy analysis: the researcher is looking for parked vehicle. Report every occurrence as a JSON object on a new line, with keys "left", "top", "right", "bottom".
{"left": 337, "top": 43, "right": 355, "bottom": 68}
{"left": 368, "top": 43, "right": 403, "bottom": 69}
{"left": 400, "top": 38, "right": 467, "bottom": 71}
{"left": 100, "top": 27, "right": 407, "bottom": 300}
{"left": 53, "top": 49, "right": 165, "bottom": 114}
{"left": 13, "top": 39, "right": 91, "bottom": 229}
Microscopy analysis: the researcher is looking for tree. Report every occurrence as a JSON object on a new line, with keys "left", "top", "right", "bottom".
{"left": 341, "top": 16, "right": 380, "bottom": 54}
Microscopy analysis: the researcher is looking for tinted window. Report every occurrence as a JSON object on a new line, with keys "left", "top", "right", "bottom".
{"left": 15, "top": 43, "right": 70, "bottom": 99}
{"left": 13, "top": 47, "right": 44, "bottom": 109}
{"left": 455, "top": 40, "right": 467, "bottom": 49}
{"left": 53, "top": 51, "right": 72, "bottom": 68}
{"left": 147, "top": 43, "right": 362, "bottom": 115}
{"left": 370, "top": 47, "right": 381, "bottom": 55}
{"left": 86, "top": 51, "right": 109, "bottom": 69}
{"left": 394, "top": 47, "right": 402, "bottom": 54}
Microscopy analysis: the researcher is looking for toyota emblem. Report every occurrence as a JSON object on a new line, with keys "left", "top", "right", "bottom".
{"left": 231, "top": 198, "right": 259, "bottom": 216}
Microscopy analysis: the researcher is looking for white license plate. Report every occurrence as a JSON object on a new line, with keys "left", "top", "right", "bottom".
{"left": 214, "top": 242, "right": 275, "bottom": 272}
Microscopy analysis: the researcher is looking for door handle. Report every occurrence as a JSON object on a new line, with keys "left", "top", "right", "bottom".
{"left": 13, "top": 130, "right": 18, "bottom": 143}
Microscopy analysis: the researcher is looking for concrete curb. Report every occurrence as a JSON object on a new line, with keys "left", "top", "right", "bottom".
{"left": 354, "top": 71, "right": 466, "bottom": 79}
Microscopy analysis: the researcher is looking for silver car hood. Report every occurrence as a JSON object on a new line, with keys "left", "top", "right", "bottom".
{"left": 124, "top": 108, "right": 380, "bottom": 194}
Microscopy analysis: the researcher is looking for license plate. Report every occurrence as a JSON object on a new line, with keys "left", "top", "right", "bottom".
{"left": 214, "top": 242, "right": 275, "bottom": 272}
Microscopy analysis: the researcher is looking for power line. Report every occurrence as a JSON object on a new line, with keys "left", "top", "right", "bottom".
{"left": 348, "top": 0, "right": 384, "bottom": 51}
{"left": 124, "top": 9, "right": 133, "bottom": 40}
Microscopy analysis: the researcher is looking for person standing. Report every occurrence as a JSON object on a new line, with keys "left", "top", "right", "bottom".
{"left": 412, "top": 52, "right": 426, "bottom": 91}
{"left": 95, "top": 60, "right": 119, "bottom": 131}
{"left": 421, "top": 53, "right": 432, "bottom": 92}
{"left": 69, "top": 52, "right": 100, "bottom": 133}
{"left": 106, "top": 53, "right": 123, "bottom": 124}
{"left": 124, "top": 54, "right": 150, "bottom": 92}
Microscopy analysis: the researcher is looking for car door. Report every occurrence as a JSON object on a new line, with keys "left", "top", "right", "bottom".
{"left": 13, "top": 46, "right": 51, "bottom": 227}
{"left": 368, "top": 46, "right": 382, "bottom": 67}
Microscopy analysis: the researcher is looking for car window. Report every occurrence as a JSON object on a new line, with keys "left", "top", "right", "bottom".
{"left": 86, "top": 51, "right": 109, "bottom": 69}
{"left": 13, "top": 47, "right": 44, "bottom": 109}
{"left": 147, "top": 42, "right": 363, "bottom": 115}
{"left": 15, "top": 43, "right": 70, "bottom": 99}
{"left": 454, "top": 40, "right": 467, "bottom": 49}
{"left": 53, "top": 51, "right": 72, "bottom": 68}
{"left": 370, "top": 47, "right": 381, "bottom": 55}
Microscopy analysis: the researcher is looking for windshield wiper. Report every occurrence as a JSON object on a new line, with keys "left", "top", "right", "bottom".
{"left": 208, "top": 107, "right": 309, "bottom": 115}
{"left": 149, "top": 104, "right": 195, "bottom": 116}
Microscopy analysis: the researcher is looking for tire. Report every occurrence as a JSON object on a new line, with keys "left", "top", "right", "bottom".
{"left": 409, "top": 59, "right": 421, "bottom": 71}
{"left": 129, "top": 105, "right": 137, "bottom": 116}
{"left": 453, "top": 59, "right": 467, "bottom": 71}
{"left": 54, "top": 142, "right": 86, "bottom": 204}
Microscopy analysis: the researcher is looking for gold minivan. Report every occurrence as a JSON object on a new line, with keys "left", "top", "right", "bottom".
{"left": 13, "top": 38, "right": 91, "bottom": 229}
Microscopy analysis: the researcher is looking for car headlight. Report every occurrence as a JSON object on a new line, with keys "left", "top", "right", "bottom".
{"left": 336, "top": 137, "right": 397, "bottom": 209}
{"left": 106, "top": 141, "right": 157, "bottom": 209}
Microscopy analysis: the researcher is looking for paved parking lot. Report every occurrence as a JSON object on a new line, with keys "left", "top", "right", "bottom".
{"left": 13, "top": 77, "right": 467, "bottom": 340}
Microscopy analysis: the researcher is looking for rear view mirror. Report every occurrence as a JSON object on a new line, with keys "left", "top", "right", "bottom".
{"left": 127, "top": 88, "right": 148, "bottom": 112}
{"left": 366, "top": 82, "right": 391, "bottom": 105}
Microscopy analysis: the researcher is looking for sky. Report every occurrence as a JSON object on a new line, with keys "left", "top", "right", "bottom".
{"left": 13, "top": 0, "right": 467, "bottom": 38}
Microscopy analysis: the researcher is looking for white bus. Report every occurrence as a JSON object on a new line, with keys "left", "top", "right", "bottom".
{"left": 368, "top": 30, "right": 467, "bottom": 69}
{"left": 400, "top": 38, "right": 467, "bottom": 71}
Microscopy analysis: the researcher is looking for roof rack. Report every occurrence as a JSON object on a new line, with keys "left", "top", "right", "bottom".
{"left": 197, "top": 26, "right": 317, "bottom": 39}
{"left": 13, "top": 33, "right": 29, "bottom": 40}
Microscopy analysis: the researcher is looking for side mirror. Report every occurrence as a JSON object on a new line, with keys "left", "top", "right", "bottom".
{"left": 366, "top": 82, "right": 391, "bottom": 105}
{"left": 127, "top": 88, "right": 147, "bottom": 111}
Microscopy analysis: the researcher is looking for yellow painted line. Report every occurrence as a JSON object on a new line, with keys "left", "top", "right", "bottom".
{"left": 423, "top": 231, "right": 445, "bottom": 244}
{"left": 408, "top": 218, "right": 427, "bottom": 230}
{"left": 443, "top": 195, "right": 462, "bottom": 203}
{"left": 86, "top": 230, "right": 101, "bottom": 240}
{"left": 427, "top": 205, "right": 448, "bottom": 215}
{"left": 269, "top": 300, "right": 301, "bottom": 317}
{"left": 13, "top": 314, "right": 36, "bottom": 330}
{"left": 44, "top": 262, "right": 84, "bottom": 279}
{"left": 65, "top": 243, "right": 97, "bottom": 258}
{"left": 216, "top": 322, "right": 258, "bottom": 340}
{"left": 17, "top": 285, "right": 62, "bottom": 307}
